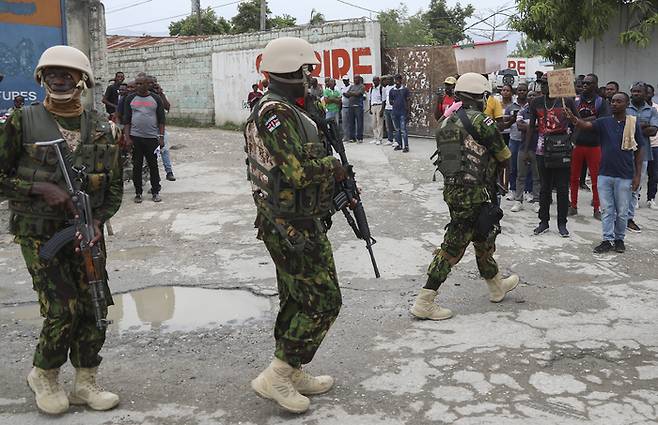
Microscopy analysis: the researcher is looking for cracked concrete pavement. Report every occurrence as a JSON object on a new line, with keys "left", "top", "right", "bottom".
{"left": 1, "top": 126, "right": 658, "bottom": 424}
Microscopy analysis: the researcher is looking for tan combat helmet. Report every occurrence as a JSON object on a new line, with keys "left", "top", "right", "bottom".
{"left": 260, "top": 37, "right": 319, "bottom": 74}
{"left": 34, "top": 45, "right": 94, "bottom": 88}
{"left": 455, "top": 72, "right": 490, "bottom": 95}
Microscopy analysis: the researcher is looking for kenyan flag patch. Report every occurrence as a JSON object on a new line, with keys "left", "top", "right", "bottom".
{"left": 265, "top": 115, "right": 281, "bottom": 132}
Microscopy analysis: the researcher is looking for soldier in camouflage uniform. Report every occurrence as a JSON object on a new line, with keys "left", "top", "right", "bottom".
{"left": 244, "top": 37, "right": 347, "bottom": 414}
{"left": 0, "top": 46, "right": 123, "bottom": 414}
{"left": 411, "top": 73, "right": 520, "bottom": 321}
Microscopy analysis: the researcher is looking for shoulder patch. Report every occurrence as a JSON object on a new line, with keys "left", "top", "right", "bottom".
{"left": 265, "top": 115, "right": 281, "bottom": 132}
{"left": 483, "top": 116, "right": 495, "bottom": 126}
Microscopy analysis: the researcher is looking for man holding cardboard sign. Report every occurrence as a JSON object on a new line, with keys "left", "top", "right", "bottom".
{"left": 522, "top": 70, "right": 578, "bottom": 237}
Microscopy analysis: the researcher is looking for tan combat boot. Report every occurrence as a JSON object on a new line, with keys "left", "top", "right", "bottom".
{"left": 27, "top": 367, "right": 69, "bottom": 415}
{"left": 69, "top": 367, "right": 119, "bottom": 411}
{"left": 410, "top": 288, "right": 453, "bottom": 320}
{"left": 291, "top": 368, "right": 334, "bottom": 395}
{"left": 485, "top": 273, "right": 520, "bottom": 303}
{"left": 251, "top": 358, "right": 310, "bottom": 413}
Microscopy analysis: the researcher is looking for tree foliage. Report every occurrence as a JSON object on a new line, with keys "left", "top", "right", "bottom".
{"left": 231, "top": 0, "right": 296, "bottom": 33}
{"left": 379, "top": 1, "right": 474, "bottom": 48}
{"left": 230, "top": 0, "right": 267, "bottom": 33}
{"left": 269, "top": 13, "right": 297, "bottom": 29}
{"left": 510, "top": 36, "right": 544, "bottom": 57}
{"left": 170, "top": 0, "right": 298, "bottom": 35}
{"left": 424, "top": 0, "right": 475, "bottom": 45}
{"left": 378, "top": 6, "right": 435, "bottom": 47}
{"left": 168, "top": 8, "right": 231, "bottom": 36}
{"left": 309, "top": 9, "right": 326, "bottom": 25}
{"left": 511, "top": 0, "right": 658, "bottom": 66}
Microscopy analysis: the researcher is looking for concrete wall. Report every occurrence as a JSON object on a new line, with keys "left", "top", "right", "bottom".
{"left": 107, "top": 20, "right": 381, "bottom": 125}
{"left": 212, "top": 21, "right": 381, "bottom": 125}
{"left": 66, "top": 0, "right": 108, "bottom": 112}
{"left": 576, "top": 6, "right": 658, "bottom": 91}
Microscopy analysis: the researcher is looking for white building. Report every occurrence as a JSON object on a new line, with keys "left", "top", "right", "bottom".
{"left": 576, "top": 5, "right": 658, "bottom": 91}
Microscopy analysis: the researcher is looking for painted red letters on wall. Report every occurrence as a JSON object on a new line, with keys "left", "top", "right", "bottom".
{"left": 256, "top": 47, "right": 373, "bottom": 79}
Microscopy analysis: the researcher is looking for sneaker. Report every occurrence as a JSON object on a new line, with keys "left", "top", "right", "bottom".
{"left": 166, "top": 172, "right": 176, "bottom": 181}
{"left": 133, "top": 195, "right": 142, "bottom": 203}
{"left": 593, "top": 210, "right": 602, "bottom": 220}
{"left": 524, "top": 192, "right": 533, "bottom": 203}
{"left": 392, "top": 142, "right": 399, "bottom": 148}
{"left": 648, "top": 199, "right": 657, "bottom": 209}
{"left": 580, "top": 183, "right": 591, "bottom": 192}
{"left": 394, "top": 146, "right": 402, "bottom": 151}
{"left": 348, "top": 139, "right": 356, "bottom": 144}
{"left": 533, "top": 221, "right": 549, "bottom": 235}
{"left": 402, "top": 147, "right": 409, "bottom": 153}
{"left": 558, "top": 223, "right": 570, "bottom": 238}
{"left": 510, "top": 201, "right": 523, "bottom": 212}
{"left": 532, "top": 202, "right": 540, "bottom": 213}
{"left": 152, "top": 193, "right": 162, "bottom": 202}
{"left": 568, "top": 206, "right": 578, "bottom": 216}
{"left": 375, "top": 140, "right": 382, "bottom": 145}
{"left": 505, "top": 192, "right": 515, "bottom": 201}
{"left": 369, "top": 139, "right": 377, "bottom": 144}
{"left": 593, "top": 240, "right": 614, "bottom": 254}
{"left": 385, "top": 140, "right": 393, "bottom": 145}
{"left": 614, "top": 239, "right": 626, "bottom": 253}
{"left": 627, "top": 219, "right": 641, "bottom": 233}
{"left": 357, "top": 139, "right": 363, "bottom": 144}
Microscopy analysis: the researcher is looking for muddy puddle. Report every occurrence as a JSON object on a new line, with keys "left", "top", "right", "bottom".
{"left": 1, "top": 286, "right": 272, "bottom": 333}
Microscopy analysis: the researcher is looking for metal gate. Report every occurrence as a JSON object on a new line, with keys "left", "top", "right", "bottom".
{"left": 382, "top": 46, "right": 458, "bottom": 137}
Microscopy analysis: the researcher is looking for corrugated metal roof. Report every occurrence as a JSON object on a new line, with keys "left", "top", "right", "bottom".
{"left": 106, "top": 35, "right": 209, "bottom": 50}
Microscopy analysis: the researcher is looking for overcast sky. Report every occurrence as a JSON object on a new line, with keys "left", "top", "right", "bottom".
{"left": 104, "top": 0, "right": 520, "bottom": 48}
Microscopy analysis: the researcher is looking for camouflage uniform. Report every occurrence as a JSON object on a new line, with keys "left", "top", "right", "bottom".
{"left": 244, "top": 93, "right": 341, "bottom": 368}
{"left": 0, "top": 106, "right": 123, "bottom": 370}
{"left": 426, "top": 109, "right": 511, "bottom": 288}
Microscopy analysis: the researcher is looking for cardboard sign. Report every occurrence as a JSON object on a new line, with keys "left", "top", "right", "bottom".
{"left": 547, "top": 68, "right": 576, "bottom": 98}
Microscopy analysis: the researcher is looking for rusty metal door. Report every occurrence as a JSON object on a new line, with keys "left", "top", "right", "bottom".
{"left": 382, "top": 46, "right": 458, "bottom": 137}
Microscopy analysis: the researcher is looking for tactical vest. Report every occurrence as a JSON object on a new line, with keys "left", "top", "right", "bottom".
{"left": 432, "top": 109, "right": 491, "bottom": 186}
{"left": 244, "top": 92, "right": 334, "bottom": 220}
{"left": 9, "top": 103, "right": 117, "bottom": 221}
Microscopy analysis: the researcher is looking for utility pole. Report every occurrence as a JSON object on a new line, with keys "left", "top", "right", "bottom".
{"left": 191, "top": 0, "right": 202, "bottom": 34}
{"left": 259, "top": 0, "right": 266, "bottom": 31}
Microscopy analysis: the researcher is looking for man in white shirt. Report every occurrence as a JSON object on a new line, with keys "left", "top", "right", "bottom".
{"left": 382, "top": 75, "right": 395, "bottom": 145}
{"left": 339, "top": 75, "right": 351, "bottom": 142}
{"left": 368, "top": 76, "right": 384, "bottom": 144}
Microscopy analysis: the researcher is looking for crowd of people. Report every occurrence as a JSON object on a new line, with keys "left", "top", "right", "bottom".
{"left": 247, "top": 69, "right": 655, "bottom": 254}
{"left": 496, "top": 73, "right": 654, "bottom": 253}
{"left": 102, "top": 71, "right": 176, "bottom": 204}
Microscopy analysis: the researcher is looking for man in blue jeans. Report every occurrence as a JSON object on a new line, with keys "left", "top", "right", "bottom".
{"left": 389, "top": 74, "right": 411, "bottom": 152}
{"left": 566, "top": 92, "right": 645, "bottom": 254}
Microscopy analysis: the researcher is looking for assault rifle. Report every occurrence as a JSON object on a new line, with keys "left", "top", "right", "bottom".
{"left": 314, "top": 114, "right": 380, "bottom": 278}
{"left": 35, "top": 139, "right": 111, "bottom": 330}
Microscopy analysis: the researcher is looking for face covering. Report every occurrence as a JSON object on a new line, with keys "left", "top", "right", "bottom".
{"left": 42, "top": 72, "right": 87, "bottom": 118}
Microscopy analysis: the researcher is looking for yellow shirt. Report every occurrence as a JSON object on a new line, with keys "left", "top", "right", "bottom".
{"left": 484, "top": 96, "right": 504, "bottom": 119}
